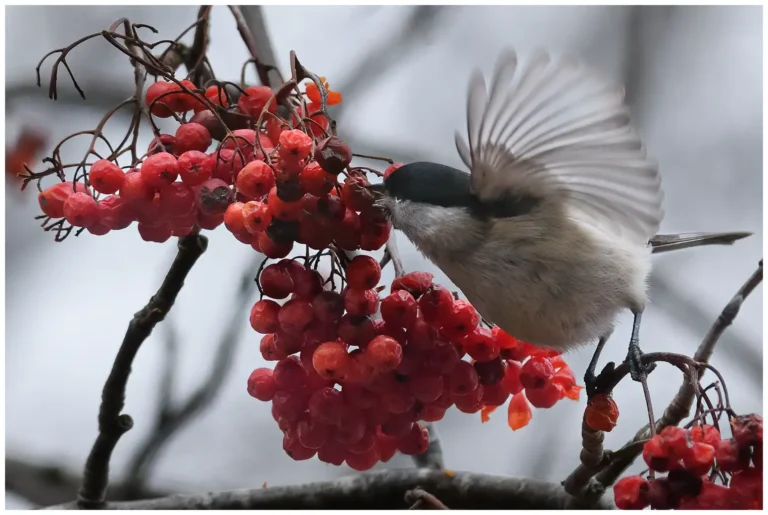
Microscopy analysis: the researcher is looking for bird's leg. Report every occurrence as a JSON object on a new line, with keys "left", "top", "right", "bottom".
{"left": 625, "top": 310, "right": 656, "bottom": 381}
{"left": 584, "top": 334, "right": 609, "bottom": 399}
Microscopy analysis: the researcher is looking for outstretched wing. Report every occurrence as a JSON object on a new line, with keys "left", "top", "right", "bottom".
{"left": 454, "top": 48, "right": 664, "bottom": 243}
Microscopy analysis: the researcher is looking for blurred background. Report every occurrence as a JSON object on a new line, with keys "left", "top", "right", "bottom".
{"left": 5, "top": 5, "right": 763, "bottom": 509}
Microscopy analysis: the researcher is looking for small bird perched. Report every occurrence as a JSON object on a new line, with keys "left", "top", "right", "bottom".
{"left": 369, "top": 49, "right": 750, "bottom": 392}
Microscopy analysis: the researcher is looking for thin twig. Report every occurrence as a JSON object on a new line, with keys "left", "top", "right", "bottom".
{"left": 76, "top": 234, "right": 208, "bottom": 508}
{"left": 405, "top": 487, "right": 449, "bottom": 509}
{"left": 228, "top": 5, "right": 278, "bottom": 87}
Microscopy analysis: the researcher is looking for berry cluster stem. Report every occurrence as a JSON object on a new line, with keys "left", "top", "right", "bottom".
{"left": 77, "top": 233, "right": 208, "bottom": 508}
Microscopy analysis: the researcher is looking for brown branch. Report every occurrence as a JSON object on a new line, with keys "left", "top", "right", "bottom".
{"left": 47, "top": 469, "right": 616, "bottom": 510}
{"left": 76, "top": 233, "right": 208, "bottom": 508}
{"left": 565, "top": 259, "right": 763, "bottom": 504}
{"left": 238, "top": 5, "right": 284, "bottom": 87}
{"left": 121, "top": 253, "right": 265, "bottom": 497}
{"left": 405, "top": 487, "right": 449, "bottom": 509}
{"left": 228, "top": 5, "right": 280, "bottom": 87}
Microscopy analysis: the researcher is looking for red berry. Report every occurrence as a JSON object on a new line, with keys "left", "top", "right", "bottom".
{"left": 63, "top": 192, "right": 98, "bottom": 227}
{"left": 177, "top": 150, "right": 214, "bottom": 186}
{"left": 313, "top": 136, "right": 352, "bottom": 175}
{"left": 340, "top": 174, "right": 375, "bottom": 211}
{"left": 247, "top": 367, "right": 276, "bottom": 401}
{"left": 147, "top": 134, "right": 177, "bottom": 156}
{"left": 408, "top": 370, "right": 444, "bottom": 403}
{"left": 729, "top": 467, "right": 762, "bottom": 508}
{"left": 175, "top": 122, "right": 212, "bottom": 154}
{"left": 165, "top": 80, "right": 201, "bottom": 113}
{"left": 448, "top": 360, "right": 479, "bottom": 395}
{"left": 260, "top": 264, "right": 294, "bottom": 299}
{"left": 338, "top": 314, "right": 376, "bottom": 347}
{"left": 613, "top": 475, "right": 650, "bottom": 510}
{"left": 731, "top": 413, "right": 763, "bottom": 449}
{"left": 290, "top": 267, "right": 324, "bottom": 300}
{"left": 38, "top": 182, "right": 89, "bottom": 219}
{"left": 344, "top": 288, "right": 379, "bottom": 316}
{"left": 690, "top": 424, "right": 721, "bottom": 448}
{"left": 474, "top": 357, "right": 505, "bottom": 385}
{"left": 188, "top": 110, "right": 226, "bottom": 141}
{"left": 646, "top": 477, "right": 678, "bottom": 510}
{"left": 584, "top": 393, "right": 620, "bottom": 432}
{"left": 199, "top": 85, "right": 230, "bottom": 109}
{"left": 237, "top": 85, "right": 276, "bottom": 117}
{"left": 210, "top": 148, "right": 246, "bottom": 184}
{"left": 420, "top": 403, "right": 448, "bottom": 423}
{"left": 250, "top": 299, "right": 280, "bottom": 333}
{"left": 333, "top": 208, "right": 362, "bottom": 251}
{"left": 273, "top": 330, "right": 304, "bottom": 356}
{"left": 406, "top": 317, "right": 437, "bottom": 352}
{"left": 524, "top": 382, "right": 561, "bottom": 409}
{"left": 380, "top": 290, "right": 418, "bottom": 330}
{"left": 221, "top": 129, "right": 272, "bottom": 162}
{"left": 644, "top": 434, "right": 673, "bottom": 472}
{"left": 99, "top": 195, "right": 135, "bottom": 230}
{"left": 519, "top": 357, "right": 555, "bottom": 390}
{"left": 241, "top": 201, "right": 271, "bottom": 233}
{"left": 334, "top": 409, "right": 367, "bottom": 445}
{"left": 418, "top": 285, "right": 454, "bottom": 324}
{"left": 422, "top": 340, "right": 461, "bottom": 375}
{"left": 347, "top": 425, "right": 378, "bottom": 455}
{"left": 283, "top": 434, "right": 316, "bottom": 461}
{"left": 381, "top": 413, "right": 414, "bottom": 438}
{"left": 396, "top": 423, "right": 429, "bottom": 455}
{"left": 260, "top": 333, "right": 287, "bottom": 361}
{"left": 318, "top": 439, "right": 347, "bottom": 466}
{"left": 272, "top": 389, "right": 309, "bottom": 422}
{"left": 715, "top": 438, "right": 750, "bottom": 472}
{"left": 308, "top": 387, "right": 344, "bottom": 425}
{"left": 341, "top": 384, "right": 378, "bottom": 411}
{"left": 89, "top": 159, "right": 125, "bottom": 194}
{"left": 196, "top": 210, "right": 224, "bottom": 230}
{"left": 278, "top": 129, "right": 313, "bottom": 162}
{"left": 223, "top": 202, "right": 246, "bottom": 234}
{"left": 481, "top": 382, "right": 511, "bottom": 406}
{"left": 296, "top": 415, "right": 331, "bottom": 449}
{"left": 658, "top": 426, "right": 690, "bottom": 458}
{"left": 391, "top": 271, "right": 434, "bottom": 299}
{"left": 682, "top": 441, "right": 715, "bottom": 475}
{"left": 267, "top": 186, "right": 303, "bottom": 221}
{"left": 256, "top": 231, "right": 293, "bottom": 259}
{"left": 311, "top": 291, "right": 344, "bottom": 324}
{"left": 384, "top": 162, "right": 403, "bottom": 179}
{"left": 299, "top": 162, "right": 335, "bottom": 197}
{"left": 441, "top": 300, "right": 480, "bottom": 340}
{"left": 278, "top": 299, "right": 314, "bottom": 334}
{"left": 137, "top": 221, "right": 172, "bottom": 243}
{"left": 236, "top": 160, "right": 275, "bottom": 199}
{"left": 141, "top": 152, "right": 179, "bottom": 189}
{"left": 364, "top": 336, "right": 403, "bottom": 373}
{"left": 346, "top": 255, "right": 381, "bottom": 290}
{"left": 273, "top": 356, "right": 309, "bottom": 392}
{"left": 381, "top": 384, "right": 416, "bottom": 415}
{"left": 145, "top": 81, "right": 176, "bottom": 118}
{"left": 502, "top": 360, "right": 524, "bottom": 395}
{"left": 453, "top": 385, "right": 484, "bottom": 413}
{"left": 313, "top": 341, "right": 351, "bottom": 381}
{"left": 463, "top": 327, "right": 500, "bottom": 362}
{"left": 159, "top": 182, "right": 195, "bottom": 218}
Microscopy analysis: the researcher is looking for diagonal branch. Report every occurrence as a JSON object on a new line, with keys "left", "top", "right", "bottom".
{"left": 76, "top": 233, "right": 208, "bottom": 508}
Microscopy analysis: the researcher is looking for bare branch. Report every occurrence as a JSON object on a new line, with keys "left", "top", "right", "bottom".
{"left": 229, "top": 5, "right": 281, "bottom": 87}
{"left": 47, "top": 469, "right": 616, "bottom": 510}
{"left": 76, "top": 233, "right": 208, "bottom": 508}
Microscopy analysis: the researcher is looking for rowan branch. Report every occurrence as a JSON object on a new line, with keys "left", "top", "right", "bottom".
{"left": 76, "top": 233, "right": 208, "bottom": 508}
{"left": 49, "top": 469, "right": 616, "bottom": 510}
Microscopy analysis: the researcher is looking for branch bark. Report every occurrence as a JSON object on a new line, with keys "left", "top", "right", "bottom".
{"left": 77, "top": 233, "right": 208, "bottom": 508}
{"left": 48, "top": 469, "right": 616, "bottom": 510}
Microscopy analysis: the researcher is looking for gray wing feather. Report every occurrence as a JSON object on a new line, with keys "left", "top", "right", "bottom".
{"left": 650, "top": 232, "right": 752, "bottom": 253}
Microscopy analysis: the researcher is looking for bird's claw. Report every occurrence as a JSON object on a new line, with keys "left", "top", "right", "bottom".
{"left": 625, "top": 343, "right": 656, "bottom": 382}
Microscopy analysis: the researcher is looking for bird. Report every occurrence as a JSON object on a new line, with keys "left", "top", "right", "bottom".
{"left": 368, "top": 48, "right": 751, "bottom": 393}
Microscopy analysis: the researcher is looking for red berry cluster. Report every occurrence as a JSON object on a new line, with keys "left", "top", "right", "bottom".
{"left": 247, "top": 266, "right": 582, "bottom": 467}
{"left": 614, "top": 415, "right": 763, "bottom": 510}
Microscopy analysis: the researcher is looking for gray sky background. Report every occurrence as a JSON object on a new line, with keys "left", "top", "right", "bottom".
{"left": 5, "top": 5, "right": 763, "bottom": 508}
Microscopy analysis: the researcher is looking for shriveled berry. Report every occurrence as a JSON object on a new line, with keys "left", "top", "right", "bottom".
{"left": 177, "top": 150, "right": 214, "bottom": 186}
{"left": 314, "top": 136, "right": 352, "bottom": 175}
{"left": 188, "top": 110, "right": 227, "bottom": 141}
{"left": 240, "top": 201, "right": 271, "bottom": 233}
{"left": 147, "top": 134, "right": 177, "bottom": 156}
{"left": 731, "top": 413, "right": 763, "bottom": 449}
{"left": 340, "top": 174, "right": 374, "bottom": 211}
{"left": 613, "top": 475, "right": 650, "bottom": 510}
{"left": 236, "top": 160, "right": 275, "bottom": 199}
{"left": 141, "top": 152, "right": 179, "bottom": 189}
{"left": 690, "top": 424, "right": 721, "bottom": 448}
{"left": 313, "top": 341, "right": 351, "bottom": 381}
{"left": 346, "top": 255, "right": 381, "bottom": 290}
{"left": 63, "top": 192, "right": 99, "bottom": 227}
{"left": 278, "top": 129, "right": 313, "bottom": 162}
{"left": 474, "top": 357, "right": 505, "bottom": 385}
{"left": 175, "top": 122, "right": 212, "bottom": 154}
{"left": 716, "top": 438, "right": 750, "bottom": 472}
{"left": 39, "top": 182, "right": 89, "bottom": 219}
{"left": 519, "top": 357, "right": 554, "bottom": 390}
{"left": 682, "top": 441, "right": 715, "bottom": 476}
{"left": 89, "top": 159, "right": 125, "bottom": 194}
{"left": 344, "top": 288, "right": 379, "bottom": 316}
{"left": 391, "top": 271, "right": 434, "bottom": 299}
{"left": 247, "top": 367, "right": 276, "bottom": 401}
{"left": 646, "top": 477, "right": 679, "bottom": 510}
{"left": 99, "top": 195, "right": 135, "bottom": 230}
{"left": 584, "top": 393, "right": 619, "bottom": 432}
{"left": 524, "top": 382, "right": 561, "bottom": 409}
{"left": 194, "top": 178, "right": 233, "bottom": 215}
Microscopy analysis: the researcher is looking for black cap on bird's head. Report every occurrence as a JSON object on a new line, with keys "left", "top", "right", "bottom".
{"left": 366, "top": 161, "right": 540, "bottom": 219}
{"left": 366, "top": 162, "right": 474, "bottom": 208}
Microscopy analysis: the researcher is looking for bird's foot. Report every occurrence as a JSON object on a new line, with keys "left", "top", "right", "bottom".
{"left": 625, "top": 342, "right": 656, "bottom": 382}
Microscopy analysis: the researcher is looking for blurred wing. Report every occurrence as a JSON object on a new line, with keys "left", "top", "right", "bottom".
{"left": 454, "top": 49, "right": 664, "bottom": 242}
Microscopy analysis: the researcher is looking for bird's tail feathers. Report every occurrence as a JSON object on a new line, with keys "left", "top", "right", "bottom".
{"left": 650, "top": 232, "right": 752, "bottom": 254}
